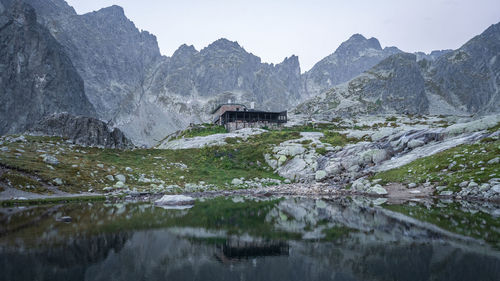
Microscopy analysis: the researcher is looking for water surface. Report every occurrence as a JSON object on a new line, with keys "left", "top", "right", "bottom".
{"left": 1, "top": 196, "right": 499, "bottom": 281}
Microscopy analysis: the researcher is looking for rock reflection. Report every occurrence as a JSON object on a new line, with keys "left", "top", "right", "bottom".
{"left": 0, "top": 197, "right": 498, "bottom": 281}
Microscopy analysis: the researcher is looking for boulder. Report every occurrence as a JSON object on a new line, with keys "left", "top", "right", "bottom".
{"left": 367, "top": 184, "right": 388, "bottom": 195}
{"left": 315, "top": 170, "right": 327, "bottom": 181}
{"left": 43, "top": 155, "right": 59, "bottom": 165}
{"left": 155, "top": 195, "right": 195, "bottom": 206}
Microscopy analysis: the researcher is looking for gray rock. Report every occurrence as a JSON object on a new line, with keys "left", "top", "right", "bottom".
{"left": 105, "top": 175, "right": 114, "bottom": 182}
{"left": 114, "top": 181, "right": 125, "bottom": 188}
{"left": 488, "top": 157, "right": 500, "bottom": 165}
{"left": 315, "top": 170, "right": 327, "bottom": 181}
{"left": 468, "top": 181, "right": 479, "bottom": 188}
{"left": 125, "top": 167, "right": 133, "bottom": 172}
{"left": 407, "top": 139, "right": 425, "bottom": 149}
{"left": 231, "top": 178, "right": 244, "bottom": 185}
{"left": 115, "top": 174, "right": 126, "bottom": 183}
{"left": 29, "top": 113, "right": 133, "bottom": 149}
{"left": 301, "top": 34, "right": 402, "bottom": 99}
{"left": 459, "top": 181, "right": 469, "bottom": 188}
{"left": 440, "top": 191, "right": 453, "bottom": 196}
{"left": 0, "top": 2, "right": 96, "bottom": 135}
{"left": 43, "top": 155, "right": 59, "bottom": 165}
{"left": 155, "top": 195, "right": 195, "bottom": 206}
{"left": 53, "top": 178, "right": 63, "bottom": 185}
{"left": 367, "top": 184, "right": 388, "bottom": 195}
{"left": 408, "top": 183, "right": 417, "bottom": 189}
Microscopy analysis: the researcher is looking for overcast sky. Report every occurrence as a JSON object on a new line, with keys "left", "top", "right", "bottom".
{"left": 66, "top": 0, "right": 500, "bottom": 72}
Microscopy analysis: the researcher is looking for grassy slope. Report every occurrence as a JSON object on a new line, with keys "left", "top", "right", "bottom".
{"left": 0, "top": 132, "right": 303, "bottom": 193}
{"left": 372, "top": 139, "right": 500, "bottom": 193}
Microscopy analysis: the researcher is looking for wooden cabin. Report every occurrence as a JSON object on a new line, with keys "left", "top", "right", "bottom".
{"left": 212, "top": 103, "right": 287, "bottom": 131}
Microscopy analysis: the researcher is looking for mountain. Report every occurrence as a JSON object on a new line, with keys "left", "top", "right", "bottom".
{"left": 426, "top": 23, "right": 500, "bottom": 114}
{"left": 11, "top": 0, "right": 302, "bottom": 146}
{"left": 0, "top": 1, "right": 95, "bottom": 135}
{"left": 415, "top": 49, "right": 452, "bottom": 61}
{"left": 301, "top": 34, "right": 402, "bottom": 98}
{"left": 296, "top": 22, "right": 500, "bottom": 118}
{"left": 295, "top": 53, "right": 428, "bottom": 118}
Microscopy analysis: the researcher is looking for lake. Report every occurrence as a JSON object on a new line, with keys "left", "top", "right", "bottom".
{"left": 0, "top": 196, "right": 499, "bottom": 281}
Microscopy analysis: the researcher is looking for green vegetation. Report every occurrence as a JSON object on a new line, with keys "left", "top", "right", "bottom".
{"left": 1, "top": 195, "right": 106, "bottom": 207}
{"left": 321, "top": 226, "right": 357, "bottom": 242}
{"left": 175, "top": 123, "right": 228, "bottom": 139}
{"left": 0, "top": 170, "right": 47, "bottom": 193}
{"left": 385, "top": 116, "right": 398, "bottom": 122}
{"left": 0, "top": 135, "right": 286, "bottom": 193}
{"left": 0, "top": 198, "right": 304, "bottom": 247}
{"left": 385, "top": 202, "right": 500, "bottom": 248}
{"left": 372, "top": 139, "right": 500, "bottom": 193}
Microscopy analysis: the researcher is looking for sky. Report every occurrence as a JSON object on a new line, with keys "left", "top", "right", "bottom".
{"left": 65, "top": 0, "right": 500, "bottom": 72}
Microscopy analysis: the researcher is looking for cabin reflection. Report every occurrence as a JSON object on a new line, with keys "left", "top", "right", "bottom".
{"left": 214, "top": 238, "right": 289, "bottom": 263}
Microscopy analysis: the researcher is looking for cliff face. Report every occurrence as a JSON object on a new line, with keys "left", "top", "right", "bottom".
{"left": 29, "top": 113, "right": 134, "bottom": 149}
{"left": 0, "top": 1, "right": 95, "bottom": 135}
{"left": 296, "top": 22, "right": 500, "bottom": 119}
{"left": 295, "top": 53, "right": 428, "bottom": 118}
{"left": 301, "top": 34, "right": 402, "bottom": 99}
{"left": 427, "top": 22, "right": 500, "bottom": 114}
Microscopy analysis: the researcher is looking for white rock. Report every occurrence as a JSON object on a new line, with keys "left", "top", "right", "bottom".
{"left": 115, "top": 174, "right": 126, "bottom": 183}
{"left": 53, "top": 178, "right": 63, "bottom": 185}
{"left": 436, "top": 186, "right": 447, "bottom": 191}
{"left": 491, "top": 185, "right": 500, "bottom": 193}
{"left": 371, "top": 149, "right": 388, "bottom": 164}
{"left": 114, "top": 181, "right": 125, "bottom": 188}
{"left": 408, "top": 183, "right": 417, "bottom": 189}
{"left": 43, "top": 155, "right": 59, "bottom": 165}
{"left": 155, "top": 195, "right": 195, "bottom": 206}
{"left": 468, "top": 181, "right": 478, "bottom": 188}
{"left": 367, "top": 184, "right": 388, "bottom": 195}
{"left": 440, "top": 191, "right": 453, "bottom": 196}
{"left": 459, "top": 181, "right": 469, "bottom": 188}
{"left": 487, "top": 157, "right": 500, "bottom": 165}
{"left": 231, "top": 178, "right": 244, "bottom": 185}
{"left": 106, "top": 175, "right": 114, "bottom": 181}
{"left": 125, "top": 167, "right": 133, "bottom": 172}
{"left": 277, "top": 155, "right": 287, "bottom": 166}
{"left": 96, "top": 163, "right": 104, "bottom": 169}
{"left": 315, "top": 170, "right": 327, "bottom": 181}
{"left": 407, "top": 139, "right": 425, "bottom": 149}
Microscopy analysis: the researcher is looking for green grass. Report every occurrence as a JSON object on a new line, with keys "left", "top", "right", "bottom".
{"left": 0, "top": 170, "right": 47, "bottom": 193}
{"left": 176, "top": 123, "right": 228, "bottom": 139}
{"left": 0, "top": 135, "right": 287, "bottom": 193}
{"left": 1, "top": 195, "right": 106, "bottom": 207}
{"left": 385, "top": 202, "right": 500, "bottom": 248}
{"left": 371, "top": 139, "right": 500, "bottom": 193}
{"left": 0, "top": 197, "right": 302, "bottom": 247}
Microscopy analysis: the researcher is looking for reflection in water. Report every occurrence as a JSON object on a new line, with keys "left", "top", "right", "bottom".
{"left": 0, "top": 197, "right": 499, "bottom": 281}
{"left": 216, "top": 239, "right": 289, "bottom": 263}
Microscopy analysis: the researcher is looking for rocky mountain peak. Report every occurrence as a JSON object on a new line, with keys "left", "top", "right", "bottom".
{"left": 337, "top": 33, "right": 383, "bottom": 54}
{"left": 172, "top": 44, "right": 198, "bottom": 58}
{"left": 7, "top": 0, "right": 37, "bottom": 26}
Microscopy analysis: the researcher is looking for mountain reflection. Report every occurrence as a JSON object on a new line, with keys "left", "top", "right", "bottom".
{"left": 0, "top": 196, "right": 498, "bottom": 281}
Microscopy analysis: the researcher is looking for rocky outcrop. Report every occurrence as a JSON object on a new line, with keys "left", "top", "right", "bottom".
{"left": 28, "top": 113, "right": 134, "bottom": 149}
{"left": 427, "top": 22, "right": 500, "bottom": 114}
{"left": 296, "top": 53, "right": 429, "bottom": 118}
{"left": 301, "top": 34, "right": 402, "bottom": 98}
{"left": 0, "top": 1, "right": 95, "bottom": 135}
{"left": 296, "top": 22, "right": 500, "bottom": 118}
{"left": 15, "top": 0, "right": 303, "bottom": 146}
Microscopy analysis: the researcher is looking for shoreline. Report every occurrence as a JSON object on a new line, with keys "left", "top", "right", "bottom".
{"left": 2, "top": 183, "right": 499, "bottom": 206}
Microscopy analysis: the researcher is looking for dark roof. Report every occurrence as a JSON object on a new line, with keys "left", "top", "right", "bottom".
{"left": 211, "top": 103, "right": 247, "bottom": 114}
{"left": 220, "top": 110, "right": 287, "bottom": 115}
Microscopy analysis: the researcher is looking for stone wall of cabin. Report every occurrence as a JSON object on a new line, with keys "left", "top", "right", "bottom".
{"left": 225, "top": 121, "right": 283, "bottom": 131}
